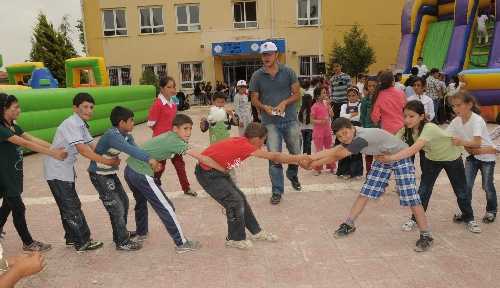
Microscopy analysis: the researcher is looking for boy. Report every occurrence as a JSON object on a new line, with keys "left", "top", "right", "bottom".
{"left": 200, "top": 92, "right": 238, "bottom": 144}
{"left": 148, "top": 77, "right": 195, "bottom": 197}
{"left": 88, "top": 106, "right": 161, "bottom": 251}
{"left": 44, "top": 93, "right": 119, "bottom": 252}
{"left": 124, "top": 114, "right": 226, "bottom": 253}
{"left": 306, "top": 117, "right": 433, "bottom": 252}
{"left": 195, "top": 123, "right": 311, "bottom": 249}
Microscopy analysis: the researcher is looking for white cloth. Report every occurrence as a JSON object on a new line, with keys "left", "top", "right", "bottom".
{"left": 340, "top": 101, "right": 361, "bottom": 122}
{"left": 407, "top": 93, "right": 435, "bottom": 121}
{"left": 416, "top": 64, "right": 428, "bottom": 77}
{"left": 478, "top": 14, "right": 488, "bottom": 30}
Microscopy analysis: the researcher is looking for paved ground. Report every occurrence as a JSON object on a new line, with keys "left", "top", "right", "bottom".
{"left": 3, "top": 106, "right": 500, "bottom": 287}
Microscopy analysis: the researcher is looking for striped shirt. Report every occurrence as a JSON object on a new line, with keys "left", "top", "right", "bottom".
{"left": 329, "top": 73, "right": 352, "bottom": 104}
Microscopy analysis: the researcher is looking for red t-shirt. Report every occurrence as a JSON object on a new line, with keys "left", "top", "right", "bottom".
{"left": 148, "top": 97, "right": 177, "bottom": 137}
{"left": 200, "top": 137, "right": 257, "bottom": 170}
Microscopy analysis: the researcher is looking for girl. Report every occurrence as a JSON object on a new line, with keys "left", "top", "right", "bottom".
{"left": 407, "top": 77, "right": 434, "bottom": 122}
{"left": 298, "top": 94, "right": 314, "bottom": 155}
{"left": 337, "top": 86, "right": 363, "bottom": 179}
{"left": 233, "top": 80, "right": 252, "bottom": 136}
{"left": 0, "top": 93, "right": 68, "bottom": 252}
{"left": 359, "top": 76, "right": 378, "bottom": 174}
{"left": 447, "top": 91, "right": 497, "bottom": 223}
{"left": 371, "top": 70, "right": 406, "bottom": 135}
{"left": 376, "top": 100, "right": 480, "bottom": 233}
{"left": 311, "top": 87, "right": 335, "bottom": 175}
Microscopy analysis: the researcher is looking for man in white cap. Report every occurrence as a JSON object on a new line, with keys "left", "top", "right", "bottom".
{"left": 249, "top": 41, "right": 302, "bottom": 205}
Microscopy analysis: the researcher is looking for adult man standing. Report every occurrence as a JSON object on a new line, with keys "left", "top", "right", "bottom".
{"left": 249, "top": 41, "right": 302, "bottom": 205}
{"left": 329, "top": 61, "right": 352, "bottom": 120}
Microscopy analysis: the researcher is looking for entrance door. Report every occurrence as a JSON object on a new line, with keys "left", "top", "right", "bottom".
{"left": 222, "top": 59, "right": 261, "bottom": 87}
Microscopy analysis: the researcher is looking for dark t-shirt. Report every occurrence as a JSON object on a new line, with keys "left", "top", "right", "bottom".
{"left": 0, "top": 124, "right": 24, "bottom": 197}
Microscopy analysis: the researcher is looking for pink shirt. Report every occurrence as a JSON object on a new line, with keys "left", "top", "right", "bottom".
{"left": 311, "top": 102, "right": 332, "bottom": 138}
{"left": 371, "top": 87, "right": 406, "bottom": 134}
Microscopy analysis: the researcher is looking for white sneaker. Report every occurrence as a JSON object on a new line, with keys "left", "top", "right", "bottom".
{"left": 466, "top": 220, "right": 482, "bottom": 234}
{"left": 401, "top": 219, "right": 417, "bottom": 232}
{"left": 249, "top": 230, "right": 278, "bottom": 242}
{"left": 225, "top": 240, "right": 253, "bottom": 250}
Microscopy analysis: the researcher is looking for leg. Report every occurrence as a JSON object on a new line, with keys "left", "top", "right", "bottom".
{"left": 0, "top": 198, "right": 12, "bottom": 231}
{"left": 124, "top": 167, "right": 148, "bottom": 236}
{"left": 410, "top": 205, "right": 430, "bottom": 232}
{"left": 282, "top": 121, "right": 301, "bottom": 183}
{"left": 479, "top": 161, "right": 497, "bottom": 215}
{"left": 332, "top": 102, "right": 343, "bottom": 121}
{"left": 265, "top": 123, "right": 284, "bottom": 195}
{"left": 47, "top": 180, "right": 73, "bottom": 242}
{"left": 464, "top": 157, "right": 481, "bottom": 216}
{"left": 232, "top": 182, "right": 261, "bottom": 235}
{"left": 350, "top": 153, "right": 364, "bottom": 177}
{"left": 3, "top": 196, "right": 34, "bottom": 245}
{"left": 365, "top": 155, "right": 373, "bottom": 175}
{"left": 346, "top": 195, "right": 370, "bottom": 222}
{"left": 443, "top": 158, "right": 475, "bottom": 222}
{"left": 171, "top": 154, "right": 190, "bottom": 193}
{"left": 153, "top": 160, "right": 167, "bottom": 187}
{"left": 312, "top": 135, "right": 324, "bottom": 171}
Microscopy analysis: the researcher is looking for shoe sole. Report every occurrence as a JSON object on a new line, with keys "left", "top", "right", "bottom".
{"left": 333, "top": 227, "right": 356, "bottom": 239}
{"left": 175, "top": 247, "right": 200, "bottom": 254}
{"left": 414, "top": 243, "right": 433, "bottom": 252}
{"left": 23, "top": 246, "right": 52, "bottom": 253}
{"left": 76, "top": 243, "right": 104, "bottom": 253}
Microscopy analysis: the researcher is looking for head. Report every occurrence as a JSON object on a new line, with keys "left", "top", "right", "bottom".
{"left": 417, "top": 57, "right": 423, "bottom": 65}
{"left": 378, "top": 70, "right": 394, "bottom": 90}
{"left": 332, "top": 117, "right": 356, "bottom": 144}
{"left": 412, "top": 77, "right": 425, "bottom": 95}
{"left": 357, "top": 73, "right": 366, "bottom": 83}
{"left": 212, "top": 92, "right": 227, "bottom": 108}
{"left": 449, "top": 91, "right": 481, "bottom": 118}
{"left": 410, "top": 67, "right": 419, "bottom": 76}
{"left": 347, "top": 86, "right": 360, "bottom": 103}
{"left": 313, "top": 86, "right": 328, "bottom": 102}
{"left": 0, "top": 93, "right": 20, "bottom": 125}
{"left": 110, "top": 106, "right": 134, "bottom": 132}
{"left": 331, "top": 61, "right": 342, "bottom": 74}
{"left": 159, "top": 76, "right": 176, "bottom": 98}
{"left": 430, "top": 68, "right": 440, "bottom": 79}
{"left": 73, "top": 92, "right": 95, "bottom": 121}
{"left": 403, "top": 100, "right": 426, "bottom": 130}
{"left": 260, "top": 42, "right": 279, "bottom": 68}
{"left": 366, "top": 76, "right": 378, "bottom": 95}
{"left": 394, "top": 72, "right": 402, "bottom": 83}
{"left": 300, "top": 78, "right": 310, "bottom": 89}
{"left": 452, "top": 75, "right": 460, "bottom": 86}
{"left": 244, "top": 122, "right": 268, "bottom": 148}
{"left": 236, "top": 79, "right": 247, "bottom": 94}
{"left": 172, "top": 114, "right": 193, "bottom": 142}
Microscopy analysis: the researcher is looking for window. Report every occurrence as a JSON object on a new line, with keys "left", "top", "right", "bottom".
{"left": 103, "top": 9, "right": 127, "bottom": 36}
{"left": 233, "top": 1, "right": 257, "bottom": 29}
{"left": 139, "top": 6, "right": 164, "bottom": 34}
{"left": 176, "top": 4, "right": 201, "bottom": 32}
{"left": 108, "top": 66, "right": 131, "bottom": 86}
{"left": 180, "top": 62, "right": 203, "bottom": 89}
{"left": 299, "top": 56, "right": 320, "bottom": 81}
{"left": 142, "top": 63, "right": 167, "bottom": 78}
{"left": 297, "top": 0, "right": 320, "bottom": 26}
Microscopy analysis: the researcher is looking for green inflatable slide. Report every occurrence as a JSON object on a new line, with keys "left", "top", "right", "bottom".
{"left": 421, "top": 20, "right": 454, "bottom": 70}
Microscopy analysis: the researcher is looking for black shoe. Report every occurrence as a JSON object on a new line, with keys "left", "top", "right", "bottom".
{"left": 482, "top": 212, "right": 496, "bottom": 224}
{"left": 116, "top": 240, "right": 142, "bottom": 251}
{"left": 65, "top": 239, "right": 74, "bottom": 247}
{"left": 414, "top": 234, "right": 434, "bottom": 252}
{"left": 453, "top": 213, "right": 464, "bottom": 223}
{"left": 76, "top": 240, "right": 104, "bottom": 253}
{"left": 334, "top": 223, "right": 356, "bottom": 238}
{"left": 270, "top": 194, "right": 281, "bottom": 205}
{"left": 287, "top": 176, "right": 301, "bottom": 191}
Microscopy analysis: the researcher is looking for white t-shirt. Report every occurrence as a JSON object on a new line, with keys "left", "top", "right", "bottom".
{"left": 478, "top": 14, "right": 488, "bottom": 30}
{"left": 417, "top": 64, "right": 428, "bottom": 77}
{"left": 340, "top": 101, "right": 361, "bottom": 122}
{"left": 447, "top": 113, "right": 496, "bottom": 162}
{"left": 407, "top": 93, "right": 435, "bottom": 121}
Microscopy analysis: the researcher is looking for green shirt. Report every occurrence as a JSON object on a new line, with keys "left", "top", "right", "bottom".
{"left": 396, "top": 123, "right": 462, "bottom": 161}
{"left": 0, "top": 124, "right": 24, "bottom": 197}
{"left": 209, "top": 122, "right": 230, "bottom": 144}
{"left": 126, "top": 132, "right": 189, "bottom": 176}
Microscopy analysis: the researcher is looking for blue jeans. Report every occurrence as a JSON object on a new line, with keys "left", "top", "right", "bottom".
{"left": 264, "top": 119, "right": 302, "bottom": 195}
{"left": 465, "top": 156, "right": 497, "bottom": 214}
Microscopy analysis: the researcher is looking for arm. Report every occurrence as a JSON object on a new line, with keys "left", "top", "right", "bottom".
{"left": 75, "top": 143, "right": 120, "bottom": 166}
{"left": 185, "top": 149, "right": 227, "bottom": 173}
{"left": 250, "top": 91, "right": 273, "bottom": 116}
{"left": 375, "top": 139, "right": 426, "bottom": 162}
{"left": 466, "top": 146, "right": 498, "bottom": 155}
{"left": 0, "top": 253, "right": 44, "bottom": 288}
{"left": 426, "top": 100, "right": 435, "bottom": 121}
{"left": 452, "top": 136, "right": 481, "bottom": 148}
{"left": 7, "top": 135, "right": 66, "bottom": 160}
{"left": 370, "top": 99, "right": 381, "bottom": 124}
{"left": 250, "top": 149, "right": 308, "bottom": 165}
{"left": 339, "top": 104, "right": 350, "bottom": 119}
{"left": 275, "top": 82, "right": 300, "bottom": 114}
{"left": 308, "top": 145, "right": 352, "bottom": 168}
{"left": 108, "top": 134, "right": 150, "bottom": 162}
{"left": 147, "top": 103, "right": 159, "bottom": 130}
{"left": 20, "top": 133, "right": 51, "bottom": 149}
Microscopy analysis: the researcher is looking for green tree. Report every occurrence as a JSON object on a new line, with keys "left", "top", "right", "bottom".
{"left": 76, "top": 18, "right": 86, "bottom": 54}
{"left": 140, "top": 69, "right": 160, "bottom": 95}
{"left": 328, "top": 24, "right": 375, "bottom": 78}
{"left": 30, "top": 13, "right": 78, "bottom": 87}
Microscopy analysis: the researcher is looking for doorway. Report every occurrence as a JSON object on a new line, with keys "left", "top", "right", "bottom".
{"left": 222, "top": 59, "right": 261, "bottom": 87}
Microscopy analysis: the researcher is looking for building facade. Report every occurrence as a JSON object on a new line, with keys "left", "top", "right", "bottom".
{"left": 82, "top": 0, "right": 404, "bottom": 91}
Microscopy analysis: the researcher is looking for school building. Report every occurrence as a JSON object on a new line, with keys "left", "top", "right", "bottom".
{"left": 81, "top": 0, "right": 405, "bottom": 92}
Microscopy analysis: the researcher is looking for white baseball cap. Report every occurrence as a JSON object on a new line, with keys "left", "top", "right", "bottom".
{"left": 260, "top": 41, "right": 278, "bottom": 54}
{"left": 237, "top": 80, "right": 247, "bottom": 87}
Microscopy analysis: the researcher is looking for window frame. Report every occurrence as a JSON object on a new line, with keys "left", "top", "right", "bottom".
{"left": 179, "top": 62, "right": 203, "bottom": 89}
{"left": 297, "top": 0, "right": 321, "bottom": 27}
{"left": 175, "top": 4, "right": 201, "bottom": 32}
{"left": 298, "top": 55, "right": 321, "bottom": 81}
{"left": 233, "top": 1, "right": 258, "bottom": 29}
{"left": 102, "top": 8, "right": 128, "bottom": 37}
{"left": 142, "top": 63, "right": 168, "bottom": 79}
{"left": 138, "top": 6, "right": 165, "bottom": 35}
{"left": 108, "top": 66, "right": 132, "bottom": 86}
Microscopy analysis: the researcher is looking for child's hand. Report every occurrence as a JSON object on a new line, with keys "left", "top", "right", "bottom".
{"left": 298, "top": 155, "right": 312, "bottom": 170}
{"left": 149, "top": 159, "right": 162, "bottom": 172}
{"left": 451, "top": 137, "right": 464, "bottom": 146}
{"left": 351, "top": 112, "right": 359, "bottom": 117}
{"left": 104, "top": 157, "right": 121, "bottom": 167}
{"left": 10, "top": 252, "right": 45, "bottom": 277}
{"left": 374, "top": 155, "right": 392, "bottom": 163}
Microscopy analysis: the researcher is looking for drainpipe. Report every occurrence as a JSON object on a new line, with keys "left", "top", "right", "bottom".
{"left": 271, "top": 0, "right": 275, "bottom": 39}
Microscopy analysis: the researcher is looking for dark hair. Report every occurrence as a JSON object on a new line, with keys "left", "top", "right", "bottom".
{"left": 212, "top": 91, "right": 226, "bottom": 102}
{"left": 73, "top": 92, "right": 95, "bottom": 107}
{"left": 313, "top": 86, "right": 325, "bottom": 102}
{"left": 372, "top": 71, "right": 393, "bottom": 105}
{"left": 173, "top": 114, "right": 193, "bottom": 127}
{"left": 412, "top": 77, "right": 426, "bottom": 87}
{"left": 430, "top": 68, "right": 440, "bottom": 75}
{"left": 0, "top": 93, "right": 19, "bottom": 126}
{"left": 402, "top": 100, "right": 427, "bottom": 146}
{"left": 449, "top": 90, "right": 481, "bottom": 114}
{"left": 244, "top": 122, "right": 268, "bottom": 139}
{"left": 365, "top": 76, "right": 379, "bottom": 97}
{"left": 332, "top": 117, "right": 353, "bottom": 134}
{"left": 410, "top": 67, "right": 419, "bottom": 76}
{"left": 451, "top": 75, "right": 460, "bottom": 87}
{"left": 159, "top": 76, "right": 175, "bottom": 88}
{"left": 418, "top": 57, "right": 423, "bottom": 61}
{"left": 347, "top": 86, "right": 360, "bottom": 96}
{"left": 298, "top": 94, "right": 313, "bottom": 125}
{"left": 110, "top": 106, "right": 134, "bottom": 127}
{"left": 394, "top": 73, "right": 402, "bottom": 82}
{"left": 300, "top": 78, "right": 310, "bottom": 89}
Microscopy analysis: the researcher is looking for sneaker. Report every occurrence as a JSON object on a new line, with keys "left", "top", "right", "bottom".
{"left": 175, "top": 239, "right": 201, "bottom": 254}
{"left": 76, "top": 240, "right": 104, "bottom": 253}
{"left": 287, "top": 175, "right": 302, "bottom": 191}
{"left": 225, "top": 239, "right": 253, "bottom": 250}
{"left": 249, "top": 230, "right": 278, "bottom": 242}
{"left": 334, "top": 223, "right": 356, "bottom": 238}
{"left": 452, "top": 213, "right": 464, "bottom": 223}
{"left": 129, "top": 231, "right": 148, "bottom": 242}
{"left": 313, "top": 170, "right": 321, "bottom": 176}
{"left": 23, "top": 240, "right": 52, "bottom": 252}
{"left": 116, "top": 240, "right": 142, "bottom": 251}
{"left": 401, "top": 219, "right": 417, "bottom": 232}
{"left": 414, "top": 234, "right": 433, "bottom": 252}
{"left": 466, "top": 220, "right": 482, "bottom": 233}
{"left": 270, "top": 194, "right": 281, "bottom": 205}
{"left": 482, "top": 212, "right": 496, "bottom": 224}
{"left": 184, "top": 189, "right": 198, "bottom": 197}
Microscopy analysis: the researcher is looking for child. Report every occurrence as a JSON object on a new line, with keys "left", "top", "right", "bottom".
{"left": 147, "top": 77, "right": 195, "bottom": 197}
{"left": 125, "top": 114, "right": 226, "bottom": 253}
{"left": 359, "top": 76, "right": 378, "bottom": 174}
{"left": 376, "top": 100, "right": 479, "bottom": 233}
{"left": 195, "top": 123, "right": 311, "bottom": 249}
{"left": 447, "top": 91, "right": 497, "bottom": 223}
{"left": 88, "top": 106, "right": 161, "bottom": 251}
{"left": 311, "top": 86, "right": 335, "bottom": 175}
{"left": 371, "top": 71, "right": 406, "bottom": 135}
{"left": 44, "top": 93, "right": 119, "bottom": 252}
{"left": 233, "top": 80, "right": 253, "bottom": 136}
{"left": 407, "top": 77, "right": 434, "bottom": 122}
{"left": 298, "top": 94, "right": 314, "bottom": 155}
{"left": 200, "top": 92, "right": 239, "bottom": 144}
{"left": 307, "top": 117, "right": 433, "bottom": 252}
{"left": 356, "top": 74, "right": 366, "bottom": 97}
{"left": 338, "top": 86, "right": 363, "bottom": 179}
